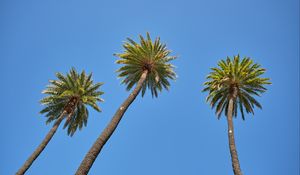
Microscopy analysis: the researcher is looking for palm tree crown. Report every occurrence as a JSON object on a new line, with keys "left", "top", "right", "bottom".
{"left": 40, "top": 68, "right": 104, "bottom": 136}
{"left": 203, "top": 55, "right": 271, "bottom": 119}
{"left": 114, "top": 32, "right": 176, "bottom": 97}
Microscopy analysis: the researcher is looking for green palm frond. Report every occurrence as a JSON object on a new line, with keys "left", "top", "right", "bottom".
{"left": 203, "top": 55, "right": 271, "bottom": 120}
{"left": 115, "top": 32, "right": 177, "bottom": 97}
{"left": 40, "top": 67, "right": 104, "bottom": 136}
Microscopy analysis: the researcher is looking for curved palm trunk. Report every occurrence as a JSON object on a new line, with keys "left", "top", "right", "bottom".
{"left": 227, "top": 97, "right": 242, "bottom": 175}
{"left": 16, "top": 111, "right": 66, "bottom": 175}
{"left": 75, "top": 70, "right": 148, "bottom": 175}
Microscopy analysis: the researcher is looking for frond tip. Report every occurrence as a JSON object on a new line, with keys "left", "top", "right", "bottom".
{"left": 115, "top": 32, "right": 177, "bottom": 97}
{"left": 40, "top": 68, "right": 104, "bottom": 136}
{"left": 203, "top": 55, "right": 271, "bottom": 120}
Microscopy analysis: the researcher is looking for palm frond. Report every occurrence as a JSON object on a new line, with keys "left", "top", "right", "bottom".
{"left": 115, "top": 33, "right": 176, "bottom": 97}
{"left": 40, "top": 68, "right": 104, "bottom": 136}
{"left": 203, "top": 55, "right": 270, "bottom": 119}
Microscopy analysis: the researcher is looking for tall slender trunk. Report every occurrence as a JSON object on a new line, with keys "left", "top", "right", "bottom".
{"left": 75, "top": 70, "right": 148, "bottom": 175}
{"left": 16, "top": 111, "right": 67, "bottom": 175}
{"left": 227, "top": 97, "right": 242, "bottom": 175}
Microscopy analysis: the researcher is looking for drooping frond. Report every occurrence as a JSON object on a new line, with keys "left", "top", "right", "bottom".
{"left": 40, "top": 67, "right": 104, "bottom": 136}
{"left": 203, "top": 55, "right": 271, "bottom": 120}
{"left": 115, "top": 32, "right": 177, "bottom": 97}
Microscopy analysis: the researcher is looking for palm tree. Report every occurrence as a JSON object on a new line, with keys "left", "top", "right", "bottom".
{"left": 16, "top": 68, "right": 104, "bottom": 175}
{"left": 203, "top": 55, "right": 270, "bottom": 175}
{"left": 75, "top": 33, "right": 176, "bottom": 175}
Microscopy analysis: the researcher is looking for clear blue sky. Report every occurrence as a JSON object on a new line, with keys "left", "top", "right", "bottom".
{"left": 0, "top": 0, "right": 299, "bottom": 174}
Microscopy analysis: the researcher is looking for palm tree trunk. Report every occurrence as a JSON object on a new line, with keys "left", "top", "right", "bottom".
{"left": 16, "top": 111, "right": 67, "bottom": 175}
{"left": 227, "top": 97, "right": 242, "bottom": 175}
{"left": 75, "top": 70, "right": 148, "bottom": 175}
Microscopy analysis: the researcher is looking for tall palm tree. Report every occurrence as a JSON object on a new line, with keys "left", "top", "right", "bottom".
{"left": 75, "top": 33, "right": 176, "bottom": 175}
{"left": 16, "top": 68, "right": 104, "bottom": 175}
{"left": 203, "top": 55, "right": 270, "bottom": 175}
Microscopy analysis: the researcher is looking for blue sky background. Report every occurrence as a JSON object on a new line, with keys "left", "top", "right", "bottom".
{"left": 0, "top": 0, "right": 299, "bottom": 174}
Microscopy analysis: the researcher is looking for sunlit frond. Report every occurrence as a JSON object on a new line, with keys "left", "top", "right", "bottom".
{"left": 203, "top": 55, "right": 271, "bottom": 120}
{"left": 40, "top": 68, "right": 104, "bottom": 136}
{"left": 115, "top": 32, "right": 176, "bottom": 97}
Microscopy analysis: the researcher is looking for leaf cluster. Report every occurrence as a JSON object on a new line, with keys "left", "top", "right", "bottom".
{"left": 115, "top": 32, "right": 176, "bottom": 97}
{"left": 203, "top": 55, "right": 271, "bottom": 120}
{"left": 40, "top": 68, "right": 104, "bottom": 136}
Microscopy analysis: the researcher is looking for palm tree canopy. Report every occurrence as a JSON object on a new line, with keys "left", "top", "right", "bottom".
{"left": 114, "top": 32, "right": 176, "bottom": 97}
{"left": 203, "top": 55, "right": 271, "bottom": 120}
{"left": 40, "top": 68, "right": 104, "bottom": 136}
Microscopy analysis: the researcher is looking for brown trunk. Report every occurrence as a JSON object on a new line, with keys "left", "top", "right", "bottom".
{"left": 16, "top": 111, "right": 67, "bottom": 175}
{"left": 75, "top": 70, "right": 148, "bottom": 175}
{"left": 227, "top": 97, "right": 243, "bottom": 175}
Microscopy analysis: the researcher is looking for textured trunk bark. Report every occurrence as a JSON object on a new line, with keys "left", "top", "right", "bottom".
{"left": 227, "top": 97, "right": 243, "bottom": 175}
{"left": 16, "top": 111, "right": 66, "bottom": 175}
{"left": 75, "top": 70, "right": 148, "bottom": 175}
